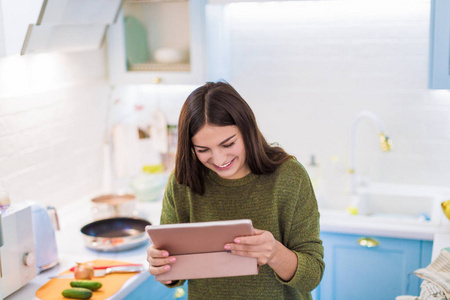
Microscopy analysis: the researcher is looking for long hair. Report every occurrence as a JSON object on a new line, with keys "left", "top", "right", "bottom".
{"left": 175, "top": 81, "right": 294, "bottom": 195}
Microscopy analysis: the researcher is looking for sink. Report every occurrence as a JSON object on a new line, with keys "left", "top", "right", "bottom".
{"left": 350, "top": 182, "right": 443, "bottom": 224}
{"left": 319, "top": 182, "right": 445, "bottom": 225}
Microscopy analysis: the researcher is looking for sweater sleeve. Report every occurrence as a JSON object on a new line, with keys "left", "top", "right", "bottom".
{"left": 159, "top": 173, "right": 187, "bottom": 288}
{"left": 160, "top": 172, "right": 179, "bottom": 225}
{"left": 275, "top": 165, "right": 325, "bottom": 292}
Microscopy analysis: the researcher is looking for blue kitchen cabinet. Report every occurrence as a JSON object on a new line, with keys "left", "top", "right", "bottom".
{"left": 314, "top": 232, "right": 432, "bottom": 300}
{"left": 429, "top": 0, "right": 450, "bottom": 89}
{"left": 123, "top": 277, "right": 188, "bottom": 300}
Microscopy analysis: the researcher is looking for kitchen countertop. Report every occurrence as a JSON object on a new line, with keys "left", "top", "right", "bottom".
{"left": 320, "top": 208, "right": 450, "bottom": 241}
{"left": 6, "top": 192, "right": 165, "bottom": 300}
{"left": 6, "top": 194, "right": 450, "bottom": 299}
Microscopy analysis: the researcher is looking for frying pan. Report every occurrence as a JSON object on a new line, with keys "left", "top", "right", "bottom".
{"left": 80, "top": 217, "right": 151, "bottom": 252}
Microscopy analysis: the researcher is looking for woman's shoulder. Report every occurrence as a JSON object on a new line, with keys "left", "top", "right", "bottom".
{"left": 271, "top": 158, "right": 311, "bottom": 187}
{"left": 166, "top": 170, "right": 190, "bottom": 193}
{"left": 166, "top": 171, "right": 181, "bottom": 191}
{"left": 277, "top": 157, "right": 308, "bottom": 177}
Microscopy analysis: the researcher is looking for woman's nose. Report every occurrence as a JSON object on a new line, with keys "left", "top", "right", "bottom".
{"left": 212, "top": 150, "right": 227, "bottom": 166}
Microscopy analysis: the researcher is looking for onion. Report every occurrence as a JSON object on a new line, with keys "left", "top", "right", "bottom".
{"left": 74, "top": 262, "right": 94, "bottom": 280}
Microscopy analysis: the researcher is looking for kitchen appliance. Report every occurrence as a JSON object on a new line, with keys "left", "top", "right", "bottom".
{"left": 0, "top": 203, "right": 36, "bottom": 298}
{"left": 30, "top": 202, "right": 60, "bottom": 273}
{"left": 0, "top": 211, "right": 3, "bottom": 300}
{"left": 80, "top": 217, "right": 151, "bottom": 252}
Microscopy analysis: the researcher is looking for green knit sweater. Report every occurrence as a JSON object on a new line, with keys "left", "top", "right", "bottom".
{"left": 160, "top": 158, "right": 324, "bottom": 299}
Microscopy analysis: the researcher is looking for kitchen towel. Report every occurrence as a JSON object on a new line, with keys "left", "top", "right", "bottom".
{"left": 419, "top": 280, "right": 446, "bottom": 300}
{"left": 414, "top": 249, "right": 450, "bottom": 299}
{"left": 36, "top": 260, "right": 143, "bottom": 300}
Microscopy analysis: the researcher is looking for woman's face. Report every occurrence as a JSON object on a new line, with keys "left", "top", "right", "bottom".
{"left": 192, "top": 124, "right": 250, "bottom": 179}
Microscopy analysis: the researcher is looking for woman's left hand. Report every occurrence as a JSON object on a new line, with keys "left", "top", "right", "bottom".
{"left": 224, "top": 228, "right": 277, "bottom": 266}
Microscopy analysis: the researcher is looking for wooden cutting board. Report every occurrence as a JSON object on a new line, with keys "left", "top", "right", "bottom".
{"left": 36, "top": 260, "right": 144, "bottom": 300}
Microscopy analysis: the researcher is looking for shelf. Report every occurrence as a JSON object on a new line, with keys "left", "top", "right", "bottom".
{"left": 107, "top": 0, "right": 206, "bottom": 85}
{"left": 129, "top": 63, "right": 190, "bottom": 72}
{"left": 126, "top": 0, "right": 187, "bottom": 3}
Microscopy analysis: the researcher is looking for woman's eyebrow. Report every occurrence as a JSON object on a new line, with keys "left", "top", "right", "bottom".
{"left": 219, "top": 134, "right": 236, "bottom": 145}
{"left": 193, "top": 134, "right": 236, "bottom": 148}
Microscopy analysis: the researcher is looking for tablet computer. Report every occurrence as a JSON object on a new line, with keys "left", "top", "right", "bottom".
{"left": 145, "top": 219, "right": 258, "bottom": 281}
{"left": 145, "top": 219, "right": 254, "bottom": 255}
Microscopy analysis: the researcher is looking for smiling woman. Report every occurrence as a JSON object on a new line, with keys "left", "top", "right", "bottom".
{"left": 146, "top": 81, "right": 325, "bottom": 300}
{"left": 192, "top": 125, "right": 249, "bottom": 180}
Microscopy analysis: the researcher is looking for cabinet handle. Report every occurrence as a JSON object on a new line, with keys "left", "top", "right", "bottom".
{"left": 358, "top": 237, "right": 380, "bottom": 248}
{"left": 174, "top": 287, "right": 185, "bottom": 298}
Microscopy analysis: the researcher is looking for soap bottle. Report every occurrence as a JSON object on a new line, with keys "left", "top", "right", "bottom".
{"left": 0, "top": 185, "right": 11, "bottom": 211}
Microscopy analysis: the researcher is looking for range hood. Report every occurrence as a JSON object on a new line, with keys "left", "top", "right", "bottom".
{"left": 21, "top": 0, "right": 123, "bottom": 55}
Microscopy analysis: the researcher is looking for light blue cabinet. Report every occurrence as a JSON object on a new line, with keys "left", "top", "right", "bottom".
{"left": 429, "top": 0, "right": 450, "bottom": 89}
{"left": 123, "top": 277, "right": 188, "bottom": 300}
{"left": 314, "top": 232, "right": 432, "bottom": 300}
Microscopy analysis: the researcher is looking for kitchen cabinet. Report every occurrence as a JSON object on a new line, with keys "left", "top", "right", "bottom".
{"left": 0, "top": 0, "right": 43, "bottom": 56}
{"left": 123, "top": 277, "right": 188, "bottom": 300}
{"left": 314, "top": 232, "right": 432, "bottom": 300}
{"left": 428, "top": 0, "right": 450, "bottom": 89}
{"left": 107, "top": 0, "right": 207, "bottom": 85}
{"left": 21, "top": 0, "right": 123, "bottom": 55}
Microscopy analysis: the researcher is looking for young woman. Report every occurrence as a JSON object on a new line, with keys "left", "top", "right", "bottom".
{"left": 147, "top": 82, "right": 324, "bottom": 299}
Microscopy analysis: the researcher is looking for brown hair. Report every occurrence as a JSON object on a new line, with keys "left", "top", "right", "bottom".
{"left": 175, "top": 81, "right": 294, "bottom": 195}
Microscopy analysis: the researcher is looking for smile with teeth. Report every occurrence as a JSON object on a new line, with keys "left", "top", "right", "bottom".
{"left": 219, "top": 161, "right": 232, "bottom": 168}
{"left": 214, "top": 158, "right": 234, "bottom": 169}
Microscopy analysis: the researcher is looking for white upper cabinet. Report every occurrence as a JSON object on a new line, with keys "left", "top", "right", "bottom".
{"left": 429, "top": 0, "right": 450, "bottom": 89}
{"left": 107, "top": 0, "right": 207, "bottom": 85}
{"left": 37, "top": 0, "right": 122, "bottom": 25}
{"left": 21, "top": 0, "right": 122, "bottom": 55}
{"left": 0, "top": 0, "right": 43, "bottom": 56}
{"left": 0, "top": 0, "right": 123, "bottom": 56}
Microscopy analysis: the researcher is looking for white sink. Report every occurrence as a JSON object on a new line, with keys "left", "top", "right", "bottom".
{"left": 319, "top": 182, "right": 445, "bottom": 225}
{"left": 352, "top": 182, "right": 443, "bottom": 224}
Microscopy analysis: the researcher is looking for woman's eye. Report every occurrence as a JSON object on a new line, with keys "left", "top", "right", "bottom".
{"left": 223, "top": 142, "right": 235, "bottom": 148}
{"left": 197, "top": 149, "right": 208, "bottom": 153}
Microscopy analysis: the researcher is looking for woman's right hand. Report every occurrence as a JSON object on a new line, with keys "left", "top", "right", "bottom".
{"left": 146, "top": 244, "right": 177, "bottom": 284}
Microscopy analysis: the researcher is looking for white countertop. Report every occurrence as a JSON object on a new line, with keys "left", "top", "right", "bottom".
{"left": 7, "top": 194, "right": 450, "bottom": 299}
{"left": 320, "top": 209, "right": 450, "bottom": 241}
{"left": 6, "top": 193, "right": 164, "bottom": 300}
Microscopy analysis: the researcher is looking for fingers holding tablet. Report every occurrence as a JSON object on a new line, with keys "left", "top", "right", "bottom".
{"left": 147, "top": 244, "right": 177, "bottom": 279}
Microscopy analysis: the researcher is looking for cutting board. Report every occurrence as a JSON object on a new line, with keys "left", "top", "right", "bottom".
{"left": 36, "top": 260, "right": 144, "bottom": 300}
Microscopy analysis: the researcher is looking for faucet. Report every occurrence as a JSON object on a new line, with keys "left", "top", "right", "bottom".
{"left": 347, "top": 111, "right": 392, "bottom": 214}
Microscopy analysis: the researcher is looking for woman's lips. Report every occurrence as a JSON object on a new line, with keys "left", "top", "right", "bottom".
{"left": 214, "top": 158, "right": 235, "bottom": 171}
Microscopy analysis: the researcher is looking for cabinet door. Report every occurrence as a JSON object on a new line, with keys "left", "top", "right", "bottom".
{"left": 317, "top": 232, "right": 432, "bottom": 300}
{"left": 0, "top": 0, "right": 43, "bottom": 56}
{"left": 107, "top": 0, "right": 206, "bottom": 85}
{"left": 123, "top": 277, "right": 188, "bottom": 300}
{"left": 429, "top": 0, "right": 450, "bottom": 89}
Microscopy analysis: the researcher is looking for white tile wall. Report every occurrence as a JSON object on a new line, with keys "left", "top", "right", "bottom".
{"left": 2, "top": 0, "right": 450, "bottom": 211}
{"left": 205, "top": 0, "right": 450, "bottom": 207}
{"left": 0, "top": 49, "right": 110, "bottom": 208}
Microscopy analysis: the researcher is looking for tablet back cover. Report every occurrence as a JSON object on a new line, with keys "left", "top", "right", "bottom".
{"left": 146, "top": 219, "right": 254, "bottom": 255}
{"left": 146, "top": 219, "right": 258, "bottom": 281}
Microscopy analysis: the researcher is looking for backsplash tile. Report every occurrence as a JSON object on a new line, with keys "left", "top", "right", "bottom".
{"left": 0, "top": 50, "right": 109, "bottom": 207}
{"left": 1, "top": 0, "right": 450, "bottom": 210}
{"left": 209, "top": 0, "right": 450, "bottom": 207}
